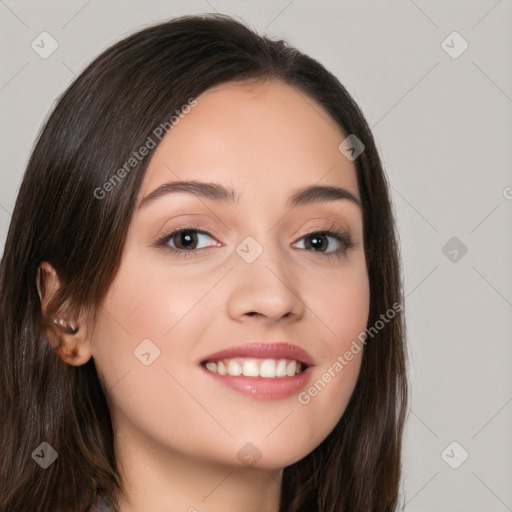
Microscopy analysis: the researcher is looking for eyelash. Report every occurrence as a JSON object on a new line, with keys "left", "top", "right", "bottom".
{"left": 154, "top": 223, "right": 355, "bottom": 259}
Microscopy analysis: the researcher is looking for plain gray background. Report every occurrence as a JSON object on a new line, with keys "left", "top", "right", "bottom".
{"left": 1, "top": 1, "right": 511, "bottom": 510}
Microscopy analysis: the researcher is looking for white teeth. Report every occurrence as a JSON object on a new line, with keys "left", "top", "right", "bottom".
{"left": 260, "top": 359, "right": 276, "bottom": 378}
{"left": 242, "top": 359, "right": 259, "bottom": 377}
{"left": 276, "top": 359, "right": 287, "bottom": 377}
{"left": 217, "top": 360, "right": 227, "bottom": 375}
{"left": 227, "top": 359, "right": 242, "bottom": 376}
{"left": 204, "top": 357, "right": 305, "bottom": 378}
{"left": 205, "top": 362, "right": 217, "bottom": 373}
{"left": 286, "top": 360, "right": 297, "bottom": 376}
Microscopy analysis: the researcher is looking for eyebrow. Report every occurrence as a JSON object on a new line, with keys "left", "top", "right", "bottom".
{"left": 138, "top": 180, "right": 361, "bottom": 210}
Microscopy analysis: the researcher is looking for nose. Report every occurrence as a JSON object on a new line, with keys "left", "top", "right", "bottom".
{"left": 226, "top": 241, "right": 306, "bottom": 324}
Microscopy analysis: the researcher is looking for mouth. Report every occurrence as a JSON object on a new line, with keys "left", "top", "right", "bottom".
{"left": 200, "top": 357, "right": 309, "bottom": 378}
{"left": 199, "top": 342, "right": 314, "bottom": 399}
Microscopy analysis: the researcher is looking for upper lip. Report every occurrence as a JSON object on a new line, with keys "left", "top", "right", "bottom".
{"left": 200, "top": 342, "right": 315, "bottom": 367}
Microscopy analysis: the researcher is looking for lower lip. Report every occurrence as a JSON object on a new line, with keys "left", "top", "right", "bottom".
{"left": 201, "top": 365, "right": 313, "bottom": 400}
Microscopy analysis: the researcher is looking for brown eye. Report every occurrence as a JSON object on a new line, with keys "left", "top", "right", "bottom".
{"left": 304, "top": 233, "right": 329, "bottom": 252}
{"left": 293, "top": 230, "right": 354, "bottom": 258}
{"left": 171, "top": 230, "right": 201, "bottom": 250}
{"left": 155, "top": 226, "right": 219, "bottom": 258}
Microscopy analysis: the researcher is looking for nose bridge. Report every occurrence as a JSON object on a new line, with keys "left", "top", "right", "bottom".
{"left": 226, "top": 230, "right": 305, "bottom": 321}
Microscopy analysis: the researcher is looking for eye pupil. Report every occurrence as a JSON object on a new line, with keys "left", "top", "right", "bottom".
{"left": 307, "top": 234, "right": 327, "bottom": 252}
{"left": 175, "top": 230, "right": 197, "bottom": 250}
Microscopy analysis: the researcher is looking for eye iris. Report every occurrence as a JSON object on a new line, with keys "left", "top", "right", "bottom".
{"left": 174, "top": 230, "right": 197, "bottom": 250}
{"left": 307, "top": 234, "right": 328, "bottom": 252}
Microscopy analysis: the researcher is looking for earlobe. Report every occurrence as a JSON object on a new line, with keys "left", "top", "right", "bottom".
{"left": 36, "top": 261, "right": 92, "bottom": 366}
{"left": 53, "top": 334, "right": 92, "bottom": 366}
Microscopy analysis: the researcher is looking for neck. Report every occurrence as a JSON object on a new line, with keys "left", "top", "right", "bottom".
{"left": 112, "top": 420, "right": 283, "bottom": 512}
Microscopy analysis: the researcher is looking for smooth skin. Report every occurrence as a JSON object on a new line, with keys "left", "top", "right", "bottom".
{"left": 38, "top": 79, "right": 370, "bottom": 512}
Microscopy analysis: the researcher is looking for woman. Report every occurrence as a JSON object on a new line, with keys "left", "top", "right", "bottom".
{"left": 0, "top": 13, "right": 407, "bottom": 512}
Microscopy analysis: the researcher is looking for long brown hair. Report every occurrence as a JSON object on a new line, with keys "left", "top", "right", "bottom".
{"left": 0, "top": 13, "right": 407, "bottom": 512}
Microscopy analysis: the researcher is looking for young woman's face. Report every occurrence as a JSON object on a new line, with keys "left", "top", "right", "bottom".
{"left": 90, "top": 79, "right": 369, "bottom": 469}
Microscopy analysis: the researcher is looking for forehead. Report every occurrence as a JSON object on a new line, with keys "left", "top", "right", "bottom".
{"left": 139, "top": 79, "right": 359, "bottom": 203}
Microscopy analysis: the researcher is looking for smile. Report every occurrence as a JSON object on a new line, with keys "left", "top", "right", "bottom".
{"left": 199, "top": 342, "right": 314, "bottom": 399}
{"left": 201, "top": 357, "right": 305, "bottom": 378}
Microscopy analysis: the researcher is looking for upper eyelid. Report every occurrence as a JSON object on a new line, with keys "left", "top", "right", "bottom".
{"left": 160, "top": 223, "right": 348, "bottom": 237}
{"left": 158, "top": 217, "right": 350, "bottom": 237}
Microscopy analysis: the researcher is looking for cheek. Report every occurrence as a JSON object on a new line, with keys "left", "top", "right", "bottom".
{"left": 293, "top": 260, "right": 369, "bottom": 434}
{"left": 307, "top": 256, "right": 370, "bottom": 349}
{"left": 89, "top": 249, "right": 223, "bottom": 414}
{"left": 96, "top": 249, "right": 212, "bottom": 342}
{"left": 89, "top": 251, "right": 175, "bottom": 389}
{"left": 89, "top": 254, "right": 211, "bottom": 451}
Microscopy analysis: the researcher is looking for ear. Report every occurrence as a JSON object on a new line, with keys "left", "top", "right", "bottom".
{"left": 36, "top": 261, "right": 92, "bottom": 366}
